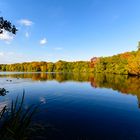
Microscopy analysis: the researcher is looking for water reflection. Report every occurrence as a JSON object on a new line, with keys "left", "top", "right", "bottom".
{"left": 1, "top": 72, "right": 140, "bottom": 107}
{"left": 1, "top": 72, "right": 140, "bottom": 139}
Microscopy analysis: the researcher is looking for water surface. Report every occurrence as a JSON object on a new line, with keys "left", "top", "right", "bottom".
{"left": 0, "top": 72, "right": 140, "bottom": 140}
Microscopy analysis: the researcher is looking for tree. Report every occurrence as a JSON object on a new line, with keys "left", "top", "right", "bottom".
{"left": 138, "top": 41, "right": 140, "bottom": 51}
{"left": 0, "top": 17, "right": 17, "bottom": 34}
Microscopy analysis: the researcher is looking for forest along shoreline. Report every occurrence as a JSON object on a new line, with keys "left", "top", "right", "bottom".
{"left": 0, "top": 48, "right": 140, "bottom": 76}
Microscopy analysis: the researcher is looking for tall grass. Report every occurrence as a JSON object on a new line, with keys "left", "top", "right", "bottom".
{"left": 0, "top": 91, "right": 38, "bottom": 140}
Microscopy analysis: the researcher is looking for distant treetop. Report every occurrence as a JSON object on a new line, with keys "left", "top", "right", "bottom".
{"left": 90, "top": 57, "right": 98, "bottom": 62}
{"left": 138, "top": 41, "right": 140, "bottom": 51}
{"left": 0, "top": 17, "right": 17, "bottom": 34}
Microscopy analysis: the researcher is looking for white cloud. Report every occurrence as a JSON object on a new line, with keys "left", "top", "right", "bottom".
{"left": 19, "top": 19, "right": 33, "bottom": 26}
{"left": 0, "top": 51, "right": 26, "bottom": 64}
{"left": 0, "top": 52, "right": 4, "bottom": 56}
{"left": 25, "top": 32, "right": 29, "bottom": 38}
{"left": 40, "top": 38, "right": 47, "bottom": 45}
{"left": 54, "top": 47, "right": 63, "bottom": 50}
{"left": 7, "top": 52, "right": 14, "bottom": 55}
{"left": 0, "top": 30, "right": 13, "bottom": 42}
{"left": 0, "top": 51, "right": 14, "bottom": 57}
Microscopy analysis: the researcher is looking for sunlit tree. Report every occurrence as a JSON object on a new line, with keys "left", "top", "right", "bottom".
{"left": 137, "top": 41, "right": 140, "bottom": 51}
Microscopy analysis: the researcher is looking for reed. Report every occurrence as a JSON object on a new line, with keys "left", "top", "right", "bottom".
{"left": 0, "top": 91, "right": 38, "bottom": 140}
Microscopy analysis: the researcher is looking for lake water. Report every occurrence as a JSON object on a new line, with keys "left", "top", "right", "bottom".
{"left": 0, "top": 72, "right": 140, "bottom": 140}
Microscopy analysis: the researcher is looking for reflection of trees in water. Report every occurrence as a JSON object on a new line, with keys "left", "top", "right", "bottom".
{"left": 90, "top": 73, "right": 140, "bottom": 108}
{"left": 1, "top": 73, "right": 140, "bottom": 107}
{"left": 0, "top": 73, "right": 92, "bottom": 83}
{"left": 91, "top": 73, "right": 140, "bottom": 95}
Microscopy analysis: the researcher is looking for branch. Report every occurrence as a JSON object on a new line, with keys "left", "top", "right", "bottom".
{"left": 0, "top": 17, "right": 18, "bottom": 34}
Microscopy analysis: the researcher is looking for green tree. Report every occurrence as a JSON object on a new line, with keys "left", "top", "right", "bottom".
{"left": 0, "top": 17, "right": 17, "bottom": 34}
{"left": 138, "top": 41, "right": 140, "bottom": 51}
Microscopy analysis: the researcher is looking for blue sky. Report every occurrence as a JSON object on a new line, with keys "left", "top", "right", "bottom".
{"left": 0, "top": 0, "right": 140, "bottom": 63}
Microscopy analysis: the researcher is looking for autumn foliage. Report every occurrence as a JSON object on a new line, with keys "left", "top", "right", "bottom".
{"left": 0, "top": 50, "right": 140, "bottom": 75}
{"left": 93, "top": 50, "right": 140, "bottom": 75}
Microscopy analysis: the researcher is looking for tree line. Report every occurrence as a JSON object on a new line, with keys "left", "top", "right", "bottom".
{"left": 0, "top": 49, "right": 140, "bottom": 75}
{"left": 0, "top": 60, "right": 92, "bottom": 73}
{"left": 93, "top": 50, "right": 140, "bottom": 75}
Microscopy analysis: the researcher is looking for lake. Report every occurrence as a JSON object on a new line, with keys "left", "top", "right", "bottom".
{"left": 0, "top": 72, "right": 140, "bottom": 140}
